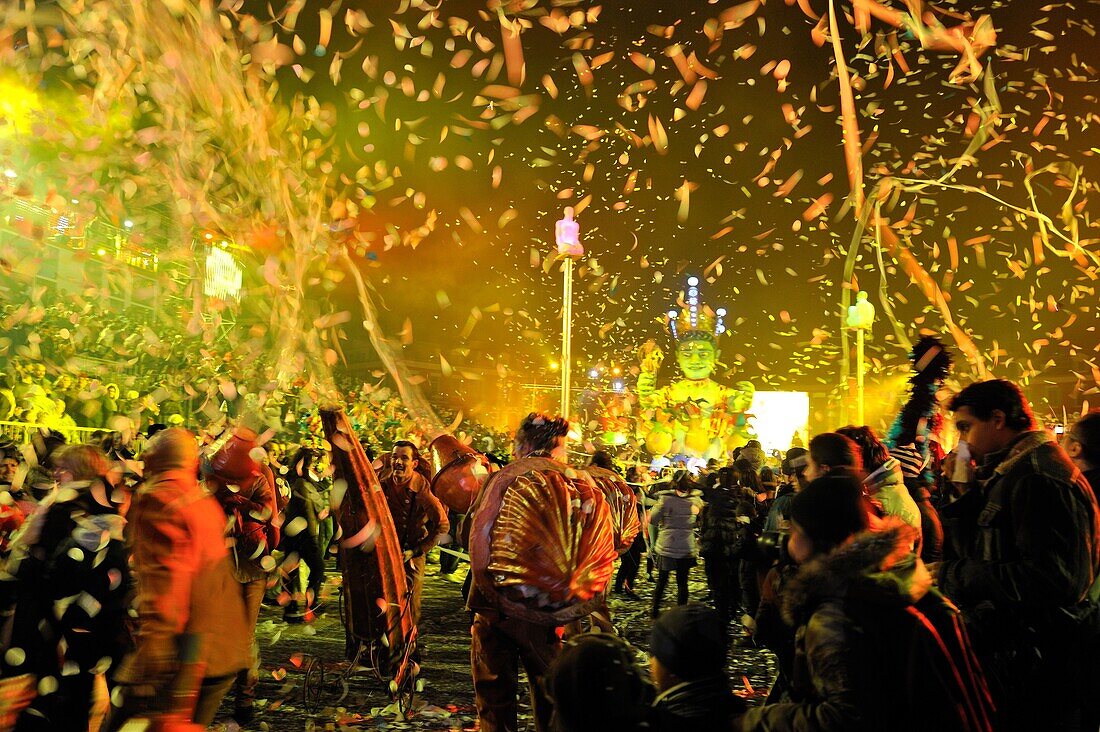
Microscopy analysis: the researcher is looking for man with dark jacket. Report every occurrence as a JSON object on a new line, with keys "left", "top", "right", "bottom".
{"left": 382, "top": 441, "right": 449, "bottom": 627}
{"left": 282, "top": 447, "right": 328, "bottom": 623}
{"left": 939, "top": 380, "right": 1100, "bottom": 732}
{"left": 699, "top": 467, "right": 746, "bottom": 622}
{"left": 649, "top": 603, "right": 745, "bottom": 731}
{"left": 1064, "top": 409, "right": 1100, "bottom": 732}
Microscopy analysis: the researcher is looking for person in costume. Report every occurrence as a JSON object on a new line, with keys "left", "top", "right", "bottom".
{"left": 636, "top": 278, "right": 755, "bottom": 460}
{"left": 467, "top": 413, "right": 617, "bottom": 732}
{"left": 884, "top": 336, "right": 950, "bottom": 562}
{"left": 379, "top": 440, "right": 449, "bottom": 628}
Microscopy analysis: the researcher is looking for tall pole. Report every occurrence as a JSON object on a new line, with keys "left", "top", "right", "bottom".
{"left": 560, "top": 257, "right": 574, "bottom": 418}
{"left": 856, "top": 327, "right": 865, "bottom": 426}
{"left": 846, "top": 290, "right": 875, "bottom": 427}
{"left": 554, "top": 207, "right": 582, "bottom": 419}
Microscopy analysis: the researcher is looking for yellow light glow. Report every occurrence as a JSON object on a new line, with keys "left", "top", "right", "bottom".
{"left": 748, "top": 391, "right": 810, "bottom": 453}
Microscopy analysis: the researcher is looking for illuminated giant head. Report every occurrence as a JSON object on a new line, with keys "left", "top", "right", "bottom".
{"left": 667, "top": 276, "right": 727, "bottom": 381}
{"left": 676, "top": 337, "right": 719, "bottom": 381}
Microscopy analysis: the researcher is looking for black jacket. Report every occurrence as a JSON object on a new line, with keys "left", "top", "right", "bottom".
{"left": 1, "top": 482, "right": 131, "bottom": 679}
{"left": 651, "top": 674, "right": 744, "bottom": 732}
{"left": 740, "top": 522, "right": 994, "bottom": 732}
{"left": 938, "top": 432, "right": 1100, "bottom": 729}
{"left": 939, "top": 432, "right": 1100, "bottom": 636}
{"left": 699, "top": 488, "right": 744, "bottom": 558}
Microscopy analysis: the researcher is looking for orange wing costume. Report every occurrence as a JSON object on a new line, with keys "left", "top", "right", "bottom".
{"left": 320, "top": 409, "right": 413, "bottom": 661}
{"left": 468, "top": 457, "right": 617, "bottom": 625}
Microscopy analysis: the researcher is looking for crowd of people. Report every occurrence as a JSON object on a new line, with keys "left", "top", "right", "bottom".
{"left": 0, "top": 376, "right": 1096, "bottom": 732}
{"left": 537, "top": 379, "right": 1100, "bottom": 732}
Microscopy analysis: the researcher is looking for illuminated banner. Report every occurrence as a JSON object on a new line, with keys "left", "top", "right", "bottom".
{"left": 203, "top": 246, "right": 242, "bottom": 301}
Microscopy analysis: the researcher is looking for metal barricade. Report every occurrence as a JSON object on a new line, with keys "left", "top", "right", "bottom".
{"left": 0, "top": 421, "right": 105, "bottom": 445}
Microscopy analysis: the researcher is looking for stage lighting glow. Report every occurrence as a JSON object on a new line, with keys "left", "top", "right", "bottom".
{"left": 748, "top": 391, "right": 810, "bottom": 453}
{"left": 588, "top": 368, "right": 599, "bottom": 378}
{"left": 716, "top": 308, "right": 726, "bottom": 316}
{"left": 687, "top": 276, "right": 699, "bottom": 286}
{"left": 123, "top": 219, "right": 133, "bottom": 228}
{"left": 611, "top": 379, "right": 624, "bottom": 392}
{"left": 204, "top": 246, "right": 243, "bottom": 301}
{"left": 3, "top": 170, "right": 15, "bottom": 179}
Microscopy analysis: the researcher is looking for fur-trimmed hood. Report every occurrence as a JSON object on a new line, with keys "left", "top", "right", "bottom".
{"left": 782, "top": 519, "right": 929, "bottom": 626}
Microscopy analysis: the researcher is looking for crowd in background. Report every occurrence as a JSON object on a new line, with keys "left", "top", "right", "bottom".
{"left": 563, "top": 378, "right": 1100, "bottom": 732}
{"left": 0, "top": 377, "right": 1097, "bottom": 731}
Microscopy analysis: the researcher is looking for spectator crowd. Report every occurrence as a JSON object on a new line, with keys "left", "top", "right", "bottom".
{"left": 0, "top": 376, "right": 1096, "bottom": 732}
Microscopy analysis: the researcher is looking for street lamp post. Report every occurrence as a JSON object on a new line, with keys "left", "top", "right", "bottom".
{"left": 846, "top": 290, "right": 876, "bottom": 425}
{"left": 555, "top": 207, "right": 583, "bottom": 418}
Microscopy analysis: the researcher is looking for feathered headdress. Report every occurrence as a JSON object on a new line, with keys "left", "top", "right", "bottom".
{"left": 885, "top": 336, "right": 952, "bottom": 483}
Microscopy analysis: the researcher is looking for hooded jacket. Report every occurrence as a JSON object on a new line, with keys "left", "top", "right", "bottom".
{"left": 863, "top": 459, "right": 922, "bottom": 548}
{"left": 117, "top": 467, "right": 250, "bottom": 685}
{"left": 740, "top": 522, "right": 994, "bottom": 732}
{"left": 699, "top": 487, "right": 744, "bottom": 558}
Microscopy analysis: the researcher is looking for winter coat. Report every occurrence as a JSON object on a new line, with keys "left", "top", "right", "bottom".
{"left": 283, "top": 476, "right": 325, "bottom": 543}
{"left": 863, "top": 459, "right": 922, "bottom": 552}
{"left": 1082, "top": 466, "right": 1100, "bottom": 519}
{"left": 739, "top": 522, "right": 995, "bottom": 732}
{"left": 650, "top": 489, "right": 703, "bottom": 559}
{"left": 764, "top": 485, "right": 795, "bottom": 533}
{"left": 938, "top": 431, "right": 1100, "bottom": 723}
{"left": 1, "top": 481, "right": 131, "bottom": 679}
{"left": 741, "top": 446, "right": 766, "bottom": 473}
{"left": 699, "top": 488, "right": 743, "bottom": 558}
{"left": 864, "top": 459, "right": 920, "bottom": 528}
{"left": 209, "top": 468, "right": 279, "bottom": 583}
{"left": 651, "top": 674, "right": 744, "bottom": 731}
{"left": 116, "top": 468, "right": 250, "bottom": 686}
{"left": 939, "top": 431, "right": 1100, "bottom": 634}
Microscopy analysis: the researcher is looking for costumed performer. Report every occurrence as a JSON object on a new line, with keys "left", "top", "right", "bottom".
{"left": 467, "top": 413, "right": 617, "bottom": 732}
{"left": 379, "top": 440, "right": 449, "bottom": 628}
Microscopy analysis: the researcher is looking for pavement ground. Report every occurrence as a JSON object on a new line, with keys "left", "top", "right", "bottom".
{"left": 210, "top": 554, "right": 778, "bottom": 731}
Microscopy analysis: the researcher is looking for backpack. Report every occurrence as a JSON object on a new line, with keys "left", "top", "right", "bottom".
{"left": 846, "top": 589, "right": 996, "bottom": 731}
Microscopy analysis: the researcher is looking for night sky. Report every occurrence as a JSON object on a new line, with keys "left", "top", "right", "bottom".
{"left": 245, "top": 0, "right": 1100, "bottom": 395}
{"left": 3, "top": 0, "right": 1099, "bottom": 421}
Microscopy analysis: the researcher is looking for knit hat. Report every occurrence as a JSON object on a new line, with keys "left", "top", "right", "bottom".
{"left": 649, "top": 602, "right": 728, "bottom": 681}
{"left": 788, "top": 472, "right": 870, "bottom": 553}
{"left": 545, "top": 633, "right": 650, "bottom": 732}
{"left": 891, "top": 444, "right": 926, "bottom": 479}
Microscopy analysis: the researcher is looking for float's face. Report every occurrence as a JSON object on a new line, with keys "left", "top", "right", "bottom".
{"left": 676, "top": 340, "right": 718, "bottom": 380}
